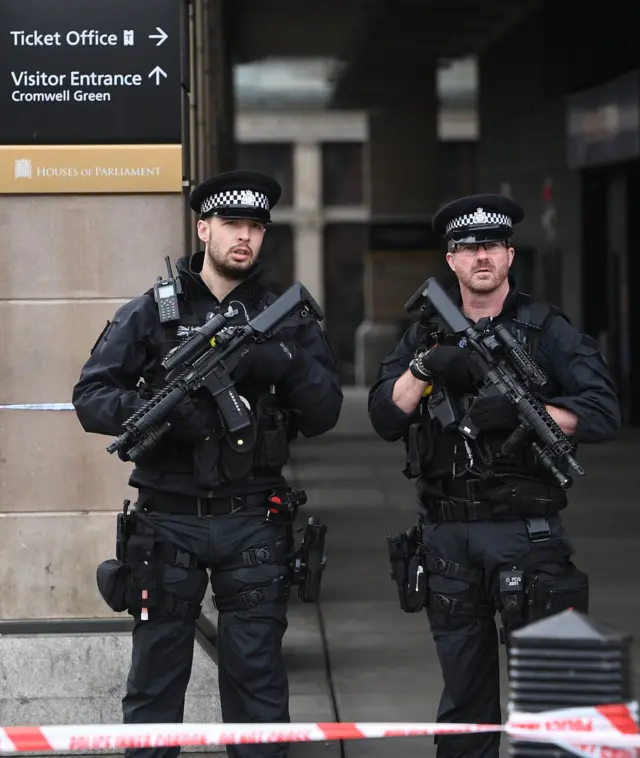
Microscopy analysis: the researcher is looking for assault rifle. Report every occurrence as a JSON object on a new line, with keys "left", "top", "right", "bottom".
{"left": 106, "top": 282, "right": 323, "bottom": 463}
{"left": 405, "top": 277, "right": 585, "bottom": 489}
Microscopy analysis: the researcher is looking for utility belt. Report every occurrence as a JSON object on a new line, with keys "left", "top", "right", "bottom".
{"left": 424, "top": 498, "right": 561, "bottom": 523}
{"left": 137, "top": 490, "right": 271, "bottom": 518}
{"left": 419, "top": 474, "right": 566, "bottom": 523}
{"left": 386, "top": 515, "right": 588, "bottom": 641}
{"left": 96, "top": 489, "right": 328, "bottom": 620}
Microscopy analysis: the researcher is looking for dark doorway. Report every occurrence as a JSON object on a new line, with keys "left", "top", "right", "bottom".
{"left": 624, "top": 160, "right": 640, "bottom": 424}
{"left": 581, "top": 160, "right": 640, "bottom": 425}
{"left": 323, "top": 223, "right": 366, "bottom": 385}
{"left": 581, "top": 167, "right": 610, "bottom": 342}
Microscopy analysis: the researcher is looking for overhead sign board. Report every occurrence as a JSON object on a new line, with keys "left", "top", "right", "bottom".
{"left": 0, "top": 144, "right": 183, "bottom": 193}
{"left": 0, "top": 0, "right": 183, "bottom": 145}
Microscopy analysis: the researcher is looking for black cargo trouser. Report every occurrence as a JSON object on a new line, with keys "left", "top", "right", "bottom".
{"left": 121, "top": 496, "right": 292, "bottom": 758}
{"left": 420, "top": 515, "right": 589, "bottom": 758}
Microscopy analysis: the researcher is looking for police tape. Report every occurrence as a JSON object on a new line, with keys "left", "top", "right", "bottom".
{"left": 507, "top": 702, "right": 640, "bottom": 758}
{"left": 0, "top": 703, "right": 638, "bottom": 755}
{"left": 0, "top": 404, "right": 75, "bottom": 410}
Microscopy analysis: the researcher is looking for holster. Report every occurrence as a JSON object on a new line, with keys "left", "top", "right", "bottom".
{"left": 97, "top": 499, "right": 136, "bottom": 612}
{"left": 96, "top": 498, "right": 202, "bottom": 621}
{"left": 292, "top": 517, "right": 327, "bottom": 603}
{"left": 116, "top": 498, "right": 136, "bottom": 561}
{"left": 386, "top": 524, "right": 427, "bottom": 613}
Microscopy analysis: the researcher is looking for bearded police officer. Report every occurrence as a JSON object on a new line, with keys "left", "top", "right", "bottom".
{"left": 72, "top": 170, "right": 343, "bottom": 758}
{"left": 368, "top": 194, "right": 620, "bottom": 758}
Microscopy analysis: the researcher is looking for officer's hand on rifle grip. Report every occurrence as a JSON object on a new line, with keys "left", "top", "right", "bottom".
{"left": 420, "top": 345, "right": 484, "bottom": 393}
{"left": 467, "top": 395, "right": 519, "bottom": 432}
{"left": 233, "top": 338, "right": 298, "bottom": 385}
{"left": 166, "top": 396, "right": 216, "bottom": 441}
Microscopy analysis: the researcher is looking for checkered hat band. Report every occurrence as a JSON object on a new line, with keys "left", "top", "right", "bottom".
{"left": 200, "top": 190, "right": 270, "bottom": 215}
{"left": 446, "top": 212, "right": 511, "bottom": 234}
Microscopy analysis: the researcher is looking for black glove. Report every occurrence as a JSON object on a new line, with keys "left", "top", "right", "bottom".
{"left": 467, "top": 395, "right": 519, "bottom": 432}
{"left": 232, "top": 338, "right": 298, "bottom": 385}
{"left": 420, "top": 345, "right": 484, "bottom": 394}
{"left": 166, "top": 394, "right": 216, "bottom": 441}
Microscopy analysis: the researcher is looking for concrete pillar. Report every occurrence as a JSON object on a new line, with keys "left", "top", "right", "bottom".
{"left": 0, "top": 0, "right": 235, "bottom": 625}
{"left": 0, "top": 0, "right": 234, "bottom": 734}
{"left": 355, "top": 80, "right": 439, "bottom": 386}
{"left": 0, "top": 195, "right": 185, "bottom": 621}
{"left": 187, "top": 0, "right": 235, "bottom": 252}
{"left": 206, "top": 0, "right": 236, "bottom": 176}
{"left": 293, "top": 141, "right": 324, "bottom": 310}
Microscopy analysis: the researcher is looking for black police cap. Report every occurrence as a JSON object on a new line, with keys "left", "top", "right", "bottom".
{"left": 189, "top": 170, "right": 282, "bottom": 224}
{"left": 432, "top": 193, "right": 525, "bottom": 246}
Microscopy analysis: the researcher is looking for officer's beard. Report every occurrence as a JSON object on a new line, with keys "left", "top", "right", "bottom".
{"left": 206, "top": 242, "right": 259, "bottom": 281}
{"left": 461, "top": 258, "right": 510, "bottom": 294}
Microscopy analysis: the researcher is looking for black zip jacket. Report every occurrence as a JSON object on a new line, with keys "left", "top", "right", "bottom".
{"left": 72, "top": 252, "right": 343, "bottom": 498}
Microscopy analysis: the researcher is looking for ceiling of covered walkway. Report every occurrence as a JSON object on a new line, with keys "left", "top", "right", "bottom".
{"left": 229, "top": 0, "right": 541, "bottom": 108}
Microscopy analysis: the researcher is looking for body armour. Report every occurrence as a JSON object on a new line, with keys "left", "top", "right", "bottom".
{"left": 405, "top": 291, "right": 571, "bottom": 517}
{"left": 128, "top": 279, "right": 297, "bottom": 499}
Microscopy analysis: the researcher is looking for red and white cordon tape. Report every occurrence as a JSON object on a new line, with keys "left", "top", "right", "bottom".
{"left": 0, "top": 703, "right": 638, "bottom": 758}
{"left": 507, "top": 702, "right": 640, "bottom": 758}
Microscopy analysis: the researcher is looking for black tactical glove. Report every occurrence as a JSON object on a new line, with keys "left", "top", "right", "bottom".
{"left": 467, "top": 395, "right": 519, "bottom": 432}
{"left": 166, "top": 394, "right": 217, "bottom": 441}
{"left": 232, "top": 338, "right": 298, "bottom": 386}
{"left": 419, "top": 345, "right": 484, "bottom": 394}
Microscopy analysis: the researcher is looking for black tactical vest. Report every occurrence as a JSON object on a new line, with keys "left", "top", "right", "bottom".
{"left": 130, "top": 278, "right": 294, "bottom": 494}
{"left": 405, "top": 292, "right": 571, "bottom": 512}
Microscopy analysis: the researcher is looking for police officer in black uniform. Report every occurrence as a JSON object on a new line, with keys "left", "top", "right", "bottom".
{"left": 368, "top": 194, "right": 620, "bottom": 758}
{"left": 72, "top": 170, "right": 343, "bottom": 758}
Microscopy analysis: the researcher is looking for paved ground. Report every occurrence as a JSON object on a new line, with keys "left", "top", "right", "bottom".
{"left": 6, "top": 390, "right": 634, "bottom": 758}
{"left": 260, "top": 388, "right": 640, "bottom": 758}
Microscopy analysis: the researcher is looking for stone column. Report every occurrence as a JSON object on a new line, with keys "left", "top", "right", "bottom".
{"left": 355, "top": 80, "right": 440, "bottom": 386}
{"left": 206, "top": 0, "right": 236, "bottom": 176}
{"left": 0, "top": 0, "right": 234, "bottom": 626}
{"left": 186, "top": 0, "right": 235, "bottom": 252}
{"left": 0, "top": 0, "right": 233, "bottom": 732}
{"left": 0, "top": 195, "right": 185, "bottom": 621}
{"left": 293, "top": 140, "right": 325, "bottom": 310}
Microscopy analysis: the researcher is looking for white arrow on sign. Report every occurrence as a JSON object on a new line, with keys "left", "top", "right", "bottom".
{"left": 149, "top": 66, "right": 167, "bottom": 85}
{"left": 149, "top": 26, "right": 168, "bottom": 46}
